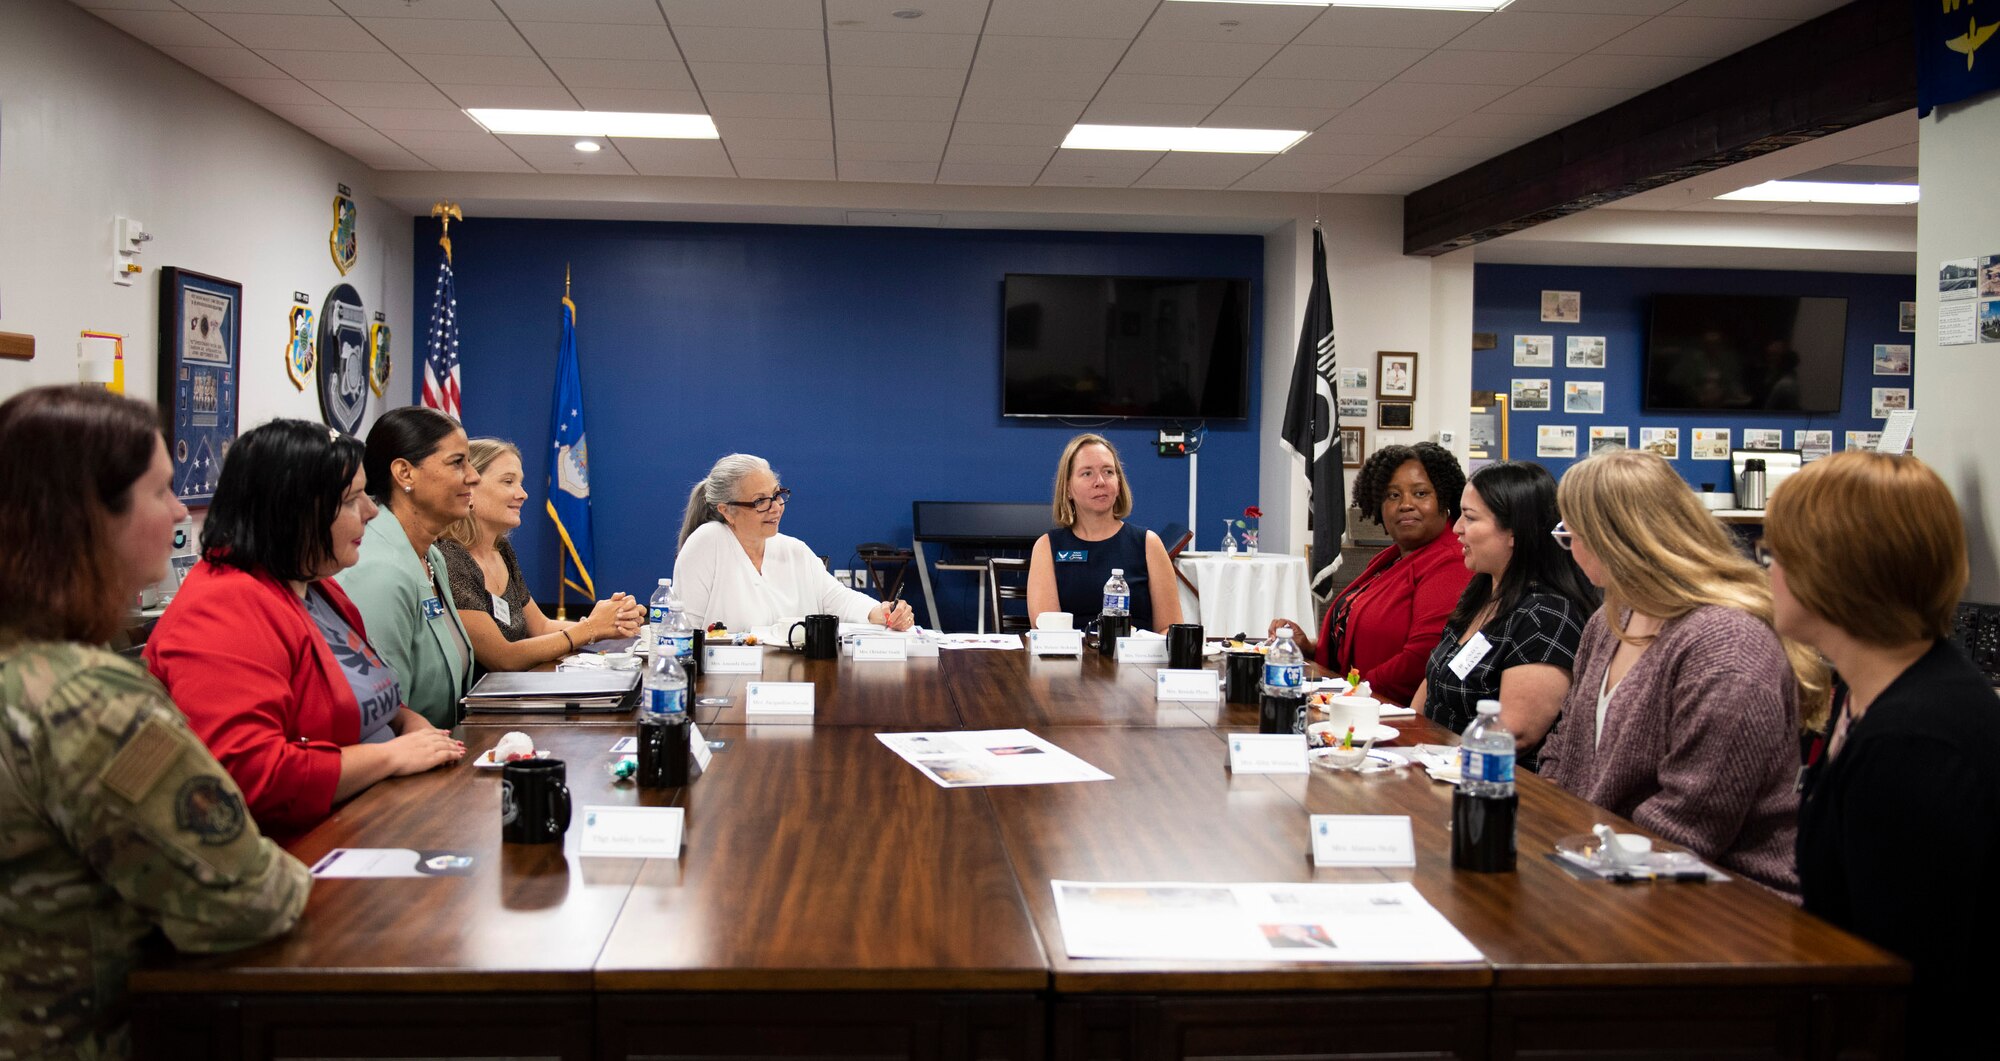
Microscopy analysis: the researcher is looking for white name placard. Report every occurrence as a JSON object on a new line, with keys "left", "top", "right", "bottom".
{"left": 689, "top": 721, "right": 713, "bottom": 771}
{"left": 705, "top": 644, "right": 764, "bottom": 674}
{"left": 579, "top": 805, "right": 683, "bottom": 859}
{"left": 851, "top": 636, "right": 909, "bottom": 662}
{"left": 1227, "top": 733, "right": 1308, "bottom": 774}
{"left": 1115, "top": 637, "right": 1169, "bottom": 663}
{"left": 746, "top": 681, "right": 815, "bottom": 716}
{"left": 1028, "top": 629, "right": 1083, "bottom": 656}
{"left": 1310, "top": 815, "right": 1416, "bottom": 868}
{"left": 1155, "top": 668, "right": 1221, "bottom": 702}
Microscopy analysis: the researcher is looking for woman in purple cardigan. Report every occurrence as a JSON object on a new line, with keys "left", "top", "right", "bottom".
{"left": 1538, "top": 451, "right": 1827, "bottom": 898}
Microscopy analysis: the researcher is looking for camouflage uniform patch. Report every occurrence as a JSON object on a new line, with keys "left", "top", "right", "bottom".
{"left": 173, "top": 775, "right": 246, "bottom": 845}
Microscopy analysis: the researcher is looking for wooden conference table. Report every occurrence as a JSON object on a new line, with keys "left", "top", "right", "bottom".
{"left": 130, "top": 646, "right": 1906, "bottom": 1061}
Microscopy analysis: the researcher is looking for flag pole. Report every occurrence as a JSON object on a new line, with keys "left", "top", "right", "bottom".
{"left": 555, "top": 264, "right": 571, "bottom": 622}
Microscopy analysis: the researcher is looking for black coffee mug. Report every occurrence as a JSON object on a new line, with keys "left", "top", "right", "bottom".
{"left": 1097, "top": 613, "right": 1131, "bottom": 658}
{"left": 637, "top": 714, "right": 691, "bottom": 788}
{"left": 1225, "top": 652, "right": 1263, "bottom": 703}
{"left": 1167, "top": 623, "right": 1205, "bottom": 669}
{"left": 1259, "top": 690, "right": 1304, "bottom": 735}
{"left": 687, "top": 628, "right": 705, "bottom": 677}
{"left": 501, "top": 758, "right": 571, "bottom": 844}
{"left": 790, "top": 613, "right": 839, "bottom": 660}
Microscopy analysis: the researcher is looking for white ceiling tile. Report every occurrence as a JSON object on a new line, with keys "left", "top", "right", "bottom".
{"left": 724, "top": 139, "right": 836, "bottom": 160}
{"left": 382, "top": 129, "right": 508, "bottom": 150}
{"left": 985, "top": 0, "right": 1153, "bottom": 40}
{"left": 498, "top": 134, "right": 637, "bottom": 165}
{"left": 348, "top": 107, "right": 488, "bottom": 131}
{"left": 261, "top": 102, "right": 364, "bottom": 128}
{"left": 1666, "top": 0, "right": 1842, "bottom": 18}
{"left": 937, "top": 162, "right": 1043, "bottom": 185}
{"left": 214, "top": 76, "right": 328, "bottom": 105}
{"left": 710, "top": 115, "right": 833, "bottom": 140}
{"left": 1347, "top": 81, "right": 1512, "bottom": 116}
{"left": 412, "top": 149, "right": 536, "bottom": 173}
{"left": 1442, "top": 12, "right": 1649, "bottom": 53}
{"left": 949, "top": 121, "right": 1069, "bottom": 147}
{"left": 1849, "top": 144, "right": 1920, "bottom": 168}
{"left": 833, "top": 65, "right": 966, "bottom": 96}
{"left": 546, "top": 57, "right": 695, "bottom": 90}
{"left": 261, "top": 50, "right": 423, "bottom": 81}
{"left": 1285, "top": 131, "right": 1417, "bottom": 156}
{"left": 1291, "top": 8, "right": 1483, "bottom": 49}
{"left": 1224, "top": 77, "right": 1375, "bottom": 110}
{"left": 497, "top": 0, "right": 665, "bottom": 24}
{"left": 1396, "top": 49, "right": 1569, "bottom": 87}
{"left": 944, "top": 141, "right": 1054, "bottom": 165}
{"left": 1533, "top": 51, "right": 1706, "bottom": 88}
{"left": 1230, "top": 170, "right": 1342, "bottom": 192}
{"left": 837, "top": 140, "right": 944, "bottom": 163}
{"left": 1095, "top": 74, "right": 1242, "bottom": 107}
{"left": 658, "top": 0, "right": 823, "bottom": 30}
{"left": 1360, "top": 155, "right": 1466, "bottom": 180}
{"left": 565, "top": 87, "right": 707, "bottom": 111}
{"left": 356, "top": 18, "right": 533, "bottom": 57}
{"left": 1081, "top": 100, "right": 1219, "bottom": 126}
{"left": 1204, "top": 104, "right": 1336, "bottom": 130}
{"left": 515, "top": 22, "right": 683, "bottom": 61}
{"left": 1398, "top": 134, "right": 1529, "bottom": 159}
{"left": 1479, "top": 84, "right": 1637, "bottom": 117}
{"left": 834, "top": 119, "right": 950, "bottom": 145}
{"left": 334, "top": 0, "right": 504, "bottom": 18}
{"left": 1313, "top": 109, "right": 1454, "bottom": 138}
{"left": 90, "top": 10, "right": 239, "bottom": 47}
{"left": 829, "top": 30, "right": 979, "bottom": 70}
{"left": 198, "top": 13, "right": 384, "bottom": 51}
{"left": 1432, "top": 110, "right": 1568, "bottom": 139}
{"left": 1253, "top": 152, "right": 1375, "bottom": 178}
{"left": 181, "top": 1, "right": 344, "bottom": 14}
{"left": 438, "top": 84, "right": 580, "bottom": 108}
{"left": 77, "top": 0, "right": 190, "bottom": 10}
{"left": 1141, "top": 1, "right": 1319, "bottom": 45}
{"left": 975, "top": 34, "right": 1128, "bottom": 78}
{"left": 1597, "top": 17, "right": 1799, "bottom": 58}
{"left": 964, "top": 66, "right": 1111, "bottom": 102}
{"left": 1327, "top": 173, "right": 1424, "bottom": 194}
{"left": 1504, "top": 0, "right": 1679, "bottom": 13}
{"left": 162, "top": 45, "right": 289, "bottom": 78}
{"left": 676, "top": 26, "right": 825, "bottom": 65}
{"left": 617, "top": 138, "right": 737, "bottom": 176}
{"left": 308, "top": 125, "right": 412, "bottom": 155}
{"left": 733, "top": 157, "right": 837, "bottom": 180}
{"left": 1116, "top": 39, "right": 1283, "bottom": 79}
{"left": 825, "top": 0, "right": 986, "bottom": 35}
{"left": 693, "top": 62, "right": 830, "bottom": 95}
{"left": 400, "top": 52, "right": 557, "bottom": 86}
{"left": 837, "top": 159, "right": 940, "bottom": 182}
{"left": 1036, "top": 168, "right": 1142, "bottom": 189}
{"left": 954, "top": 97, "right": 1085, "bottom": 124}
{"left": 833, "top": 95, "right": 959, "bottom": 122}
{"left": 1261, "top": 45, "right": 1428, "bottom": 82}
{"left": 1132, "top": 153, "right": 1266, "bottom": 186}
{"left": 705, "top": 92, "right": 831, "bottom": 118}
{"left": 306, "top": 79, "right": 456, "bottom": 107}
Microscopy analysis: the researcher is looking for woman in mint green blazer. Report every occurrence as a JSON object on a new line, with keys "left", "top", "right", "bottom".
{"left": 337, "top": 408, "right": 478, "bottom": 728}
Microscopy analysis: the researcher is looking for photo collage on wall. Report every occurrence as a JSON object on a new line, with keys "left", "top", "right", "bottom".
{"left": 1935, "top": 255, "right": 2000, "bottom": 346}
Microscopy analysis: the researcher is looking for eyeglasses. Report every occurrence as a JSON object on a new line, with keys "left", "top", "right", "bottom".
{"left": 722, "top": 487, "right": 791, "bottom": 513}
{"left": 1752, "top": 539, "right": 1775, "bottom": 569}
{"left": 1550, "top": 521, "right": 1574, "bottom": 551}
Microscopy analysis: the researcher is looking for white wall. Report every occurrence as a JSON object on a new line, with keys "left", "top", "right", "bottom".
{"left": 0, "top": 0, "right": 413, "bottom": 431}
{"left": 1916, "top": 93, "right": 2000, "bottom": 601}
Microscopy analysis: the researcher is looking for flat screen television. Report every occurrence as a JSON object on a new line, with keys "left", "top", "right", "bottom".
{"left": 1002, "top": 273, "right": 1251, "bottom": 420}
{"left": 1644, "top": 293, "right": 1848, "bottom": 414}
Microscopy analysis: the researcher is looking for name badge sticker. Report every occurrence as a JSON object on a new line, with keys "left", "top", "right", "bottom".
{"left": 1447, "top": 632, "right": 1492, "bottom": 680}
{"left": 421, "top": 596, "right": 445, "bottom": 621}
{"left": 1310, "top": 815, "right": 1417, "bottom": 868}
{"left": 1054, "top": 550, "right": 1089, "bottom": 563}
{"left": 491, "top": 594, "right": 512, "bottom": 626}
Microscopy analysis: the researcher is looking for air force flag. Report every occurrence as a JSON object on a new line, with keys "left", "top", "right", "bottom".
{"left": 548, "top": 290, "right": 595, "bottom": 599}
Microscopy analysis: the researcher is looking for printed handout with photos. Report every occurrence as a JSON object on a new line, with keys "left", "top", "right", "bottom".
{"left": 1691, "top": 428, "right": 1730, "bottom": 461}
{"left": 1536, "top": 425, "right": 1576, "bottom": 457}
{"left": 878, "top": 729, "right": 1112, "bottom": 788}
{"left": 1795, "top": 430, "right": 1833, "bottom": 462}
{"left": 1338, "top": 368, "right": 1369, "bottom": 391}
{"left": 1051, "top": 880, "right": 1484, "bottom": 965}
{"left": 1846, "top": 431, "right": 1882, "bottom": 451}
{"left": 1872, "top": 344, "right": 1911, "bottom": 376}
{"left": 1742, "top": 428, "right": 1784, "bottom": 450}
{"left": 1566, "top": 335, "right": 1606, "bottom": 368}
{"left": 1337, "top": 397, "right": 1370, "bottom": 419}
{"left": 1639, "top": 427, "right": 1680, "bottom": 459}
{"left": 1513, "top": 335, "right": 1554, "bottom": 367}
{"left": 1940, "top": 258, "right": 1981, "bottom": 344}
{"left": 1588, "top": 426, "right": 1628, "bottom": 454}
{"left": 1563, "top": 380, "right": 1603, "bottom": 414}
{"left": 1870, "top": 387, "right": 1910, "bottom": 419}
{"left": 1540, "top": 289, "right": 1580, "bottom": 323}
{"left": 1511, "top": 378, "right": 1551, "bottom": 411}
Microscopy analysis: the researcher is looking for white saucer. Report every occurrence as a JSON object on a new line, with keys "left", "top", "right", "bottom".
{"left": 473, "top": 748, "right": 552, "bottom": 770}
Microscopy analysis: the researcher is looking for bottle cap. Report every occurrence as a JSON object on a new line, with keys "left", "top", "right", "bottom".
{"left": 1277, "top": 626, "right": 1294, "bottom": 638}
{"left": 1476, "top": 699, "right": 1501, "bottom": 715}
{"left": 1110, "top": 568, "right": 1124, "bottom": 577}
{"left": 658, "top": 577, "right": 670, "bottom": 586}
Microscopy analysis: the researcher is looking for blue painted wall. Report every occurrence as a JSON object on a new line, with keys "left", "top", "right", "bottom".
{"left": 1474, "top": 263, "right": 1915, "bottom": 488}
{"left": 414, "top": 217, "right": 1263, "bottom": 629}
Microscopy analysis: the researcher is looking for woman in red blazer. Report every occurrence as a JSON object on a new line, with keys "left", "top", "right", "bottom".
{"left": 1269, "top": 442, "right": 1471, "bottom": 705}
{"left": 146, "top": 420, "right": 463, "bottom": 841}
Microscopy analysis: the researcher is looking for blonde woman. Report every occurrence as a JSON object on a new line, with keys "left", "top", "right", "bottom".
{"left": 1027, "top": 433, "right": 1182, "bottom": 634}
{"left": 1537, "top": 450, "right": 1826, "bottom": 899}
{"left": 436, "top": 438, "right": 643, "bottom": 673}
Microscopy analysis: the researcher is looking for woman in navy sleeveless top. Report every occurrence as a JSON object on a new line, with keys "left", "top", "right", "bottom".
{"left": 1027, "top": 434, "right": 1182, "bottom": 633}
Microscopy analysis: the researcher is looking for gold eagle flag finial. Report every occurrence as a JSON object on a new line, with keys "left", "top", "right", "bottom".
{"left": 430, "top": 201, "right": 464, "bottom": 264}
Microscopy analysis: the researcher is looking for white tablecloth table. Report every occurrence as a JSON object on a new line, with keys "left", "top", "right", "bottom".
{"left": 1172, "top": 552, "right": 1315, "bottom": 639}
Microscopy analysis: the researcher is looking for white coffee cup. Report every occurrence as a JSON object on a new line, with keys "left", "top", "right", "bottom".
{"left": 1036, "top": 611, "right": 1074, "bottom": 631}
{"left": 1608, "top": 833, "right": 1653, "bottom": 866}
{"left": 1321, "top": 695, "right": 1380, "bottom": 738}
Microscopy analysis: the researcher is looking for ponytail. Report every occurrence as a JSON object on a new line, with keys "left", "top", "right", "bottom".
{"left": 678, "top": 453, "right": 771, "bottom": 549}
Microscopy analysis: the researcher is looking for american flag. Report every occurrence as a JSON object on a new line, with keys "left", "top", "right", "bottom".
{"left": 422, "top": 255, "right": 461, "bottom": 421}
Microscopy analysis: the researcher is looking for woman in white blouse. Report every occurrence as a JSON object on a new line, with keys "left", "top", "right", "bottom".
{"left": 673, "top": 453, "right": 915, "bottom": 633}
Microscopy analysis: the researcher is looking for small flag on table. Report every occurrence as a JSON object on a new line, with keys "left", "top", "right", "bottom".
{"left": 547, "top": 276, "right": 595, "bottom": 600}
{"left": 1282, "top": 226, "right": 1345, "bottom": 601}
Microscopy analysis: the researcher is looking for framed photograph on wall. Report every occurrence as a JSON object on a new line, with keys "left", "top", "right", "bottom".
{"left": 1377, "top": 400, "right": 1414, "bottom": 430}
{"left": 157, "top": 267, "right": 242, "bottom": 506}
{"left": 1339, "top": 424, "right": 1366, "bottom": 468}
{"left": 1540, "top": 290, "right": 1581, "bottom": 323}
{"left": 1376, "top": 351, "right": 1417, "bottom": 399}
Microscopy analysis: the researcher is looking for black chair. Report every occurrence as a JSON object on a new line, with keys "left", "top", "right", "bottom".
{"left": 986, "top": 557, "right": 1031, "bottom": 635}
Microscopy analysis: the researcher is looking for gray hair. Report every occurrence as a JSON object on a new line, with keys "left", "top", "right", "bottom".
{"left": 678, "top": 453, "right": 772, "bottom": 549}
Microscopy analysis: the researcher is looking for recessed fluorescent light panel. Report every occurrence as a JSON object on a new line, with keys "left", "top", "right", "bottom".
{"left": 1716, "top": 180, "right": 1920, "bottom": 205}
{"left": 1062, "top": 124, "right": 1308, "bottom": 154}
{"left": 466, "top": 109, "right": 718, "bottom": 139}
{"left": 1167, "top": 1, "right": 1514, "bottom": 11}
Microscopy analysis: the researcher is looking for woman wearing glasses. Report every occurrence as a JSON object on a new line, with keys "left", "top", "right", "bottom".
{"left": 673, "top": 453, "right": 914, "bottom": 633}
{"left": 1537, "top": 450, "right": 1825, "bottom": 898}
{"left": 1764, "top": 452, "right": 1997, "bottom": 1057}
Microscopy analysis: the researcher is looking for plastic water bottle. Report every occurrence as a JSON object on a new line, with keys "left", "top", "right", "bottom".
{"left": 1259, "top": 627, "right": 1306, "bottom": 734}
{"left": 1102, "top": 569, "right": 1130, "bottom": 617}
{"left": 642, "top": 645, "right": 688, "bottom": 718}
{"left": 662, "top": 593, "right": 696, "bottom": 669}
{"left": 1452, "top": 700, "right": 1517, "bottom": 871}
{"left": 648, "top": 577, "right": 672, "bottom": 629}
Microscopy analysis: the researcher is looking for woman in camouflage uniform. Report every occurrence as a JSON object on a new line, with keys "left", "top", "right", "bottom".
{"left": 0, "top": 386, "right": 310, "bottom": 1059}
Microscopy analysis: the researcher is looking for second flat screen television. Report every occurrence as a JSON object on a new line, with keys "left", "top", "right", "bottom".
{"left": 1002, "top": 274, "right": 1251, "bottom": 419}
{"left": 1645, "top": 293, "right": 1848, "bottom": 414}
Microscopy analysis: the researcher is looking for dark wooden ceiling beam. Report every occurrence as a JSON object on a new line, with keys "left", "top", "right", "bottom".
{"left": 1402, "top": 0, "right": 1916, "bottom": 257}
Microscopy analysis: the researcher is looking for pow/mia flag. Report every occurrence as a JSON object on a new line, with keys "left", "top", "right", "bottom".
{"left": 1281, "top": 226, "right": 1344, "bottom": 602}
